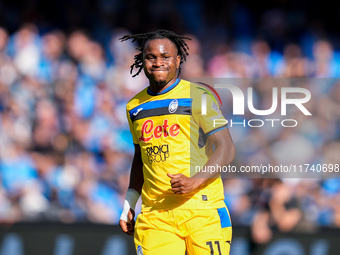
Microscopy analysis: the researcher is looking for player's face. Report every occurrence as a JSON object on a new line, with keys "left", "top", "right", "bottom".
{"left": 143, "top": 38, "right": 181, "bottom": 89}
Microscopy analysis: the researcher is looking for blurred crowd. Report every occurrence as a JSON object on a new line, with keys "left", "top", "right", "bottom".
{"left": 0, "top": 24, "right": 148, "bottom": 224}
{"left": 0, "top": 21, "right": 339, "bottom": 248}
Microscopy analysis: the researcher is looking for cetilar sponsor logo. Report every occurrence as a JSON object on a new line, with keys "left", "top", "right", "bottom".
{"left": 169, "top": 99, "right": 178, "bottom": 113}
{"left": 133, "top": 108, "right": 143, "bottom": 116}
{"left": 139, "top": 119, "right": 180, "bottom": 142}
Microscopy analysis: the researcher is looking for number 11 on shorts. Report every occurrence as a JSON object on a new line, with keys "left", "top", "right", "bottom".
{"left": 206, "top": 241, "right": 222, "bottom": 255}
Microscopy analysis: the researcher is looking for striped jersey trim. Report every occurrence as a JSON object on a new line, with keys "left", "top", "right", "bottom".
{"left": 129, "top": 98, "right": 192, "bottom": 122}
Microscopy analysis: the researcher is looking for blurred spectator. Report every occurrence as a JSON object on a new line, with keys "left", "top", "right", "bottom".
{"left": 311, "top": 40, "right": 340, "bottom": 78}
{"left": 274, "top": 43, "right": 309, "bottom": 77}
{"left": 181, "top": 34, "right": 206, "bottom": 79}
{"left": 250, "top": 40, "right": 282, "bottom": 77}
{"left": 10, "top": 23, "right": 41, "bottom": 77}
{"left": 250, "top": 179, "right": 303, "bottom": 252}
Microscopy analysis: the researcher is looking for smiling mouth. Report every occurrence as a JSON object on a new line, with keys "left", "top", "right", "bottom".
{"left": 150, "top": 69, "right": 168, "bottom": 72}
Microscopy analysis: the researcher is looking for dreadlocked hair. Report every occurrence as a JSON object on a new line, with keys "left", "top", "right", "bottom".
{"left": 120, "top": 30, "right": 191, "bottom": 77}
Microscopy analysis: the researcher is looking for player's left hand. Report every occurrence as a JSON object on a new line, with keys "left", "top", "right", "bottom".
{"left": 119, "top": 208, "right": 135, "bottom": 236}
{"left": 167, "top": 173, "right": 202, "bottom": 194}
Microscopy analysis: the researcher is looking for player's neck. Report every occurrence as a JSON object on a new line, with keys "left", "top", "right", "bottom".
{"left": 149, "top": 77, "right": 179, "bottom": 94}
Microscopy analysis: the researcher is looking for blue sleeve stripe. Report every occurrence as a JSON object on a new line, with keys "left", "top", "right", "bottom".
{"left": 217, "top": 207, "right": 232, "bottom": 228}
{"left": 206, "top": 125, "right": 227, "bottom": 136}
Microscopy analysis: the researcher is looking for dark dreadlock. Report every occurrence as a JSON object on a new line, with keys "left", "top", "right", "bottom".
{"left": 120, "top": 30, "right": 191, "bottom": 78}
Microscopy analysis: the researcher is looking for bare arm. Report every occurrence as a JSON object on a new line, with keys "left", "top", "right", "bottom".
{"left": 168, "top": 127, "right": 235, "bottom": 194}
{"left": 128, "top": 144, "right": 144, "bottom": 193}
{"left": 119, "top": 144, "right": 144, "bottom": 236}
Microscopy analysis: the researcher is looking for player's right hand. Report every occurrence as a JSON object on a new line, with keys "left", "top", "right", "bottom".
{"left": 119, "top": 208, "right": 135, "bottom": 236}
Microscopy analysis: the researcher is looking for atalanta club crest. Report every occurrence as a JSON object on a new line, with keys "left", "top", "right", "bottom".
{"left": 169, "top": 99, "right": 178, "bottom": 113}
{"left": 137, "top": 245, "right": 143, "bottom": 255}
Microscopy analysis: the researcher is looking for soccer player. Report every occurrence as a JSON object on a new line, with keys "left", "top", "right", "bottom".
{"left": 119, "top": 30, "right": 235, "bottom": 255}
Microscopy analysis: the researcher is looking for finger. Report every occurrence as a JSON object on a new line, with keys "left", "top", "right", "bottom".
{"left": 167, "top": 173, "right": 175, "bottom": 178}
{"left": 128, "top": 220, "right": 135, "bottom": 228}
{"left": 167, "top": 173, "right": 182, "bottom": 179}
{"left": 170, "top": 178, "right": 181, "bottom": 184}
{"left": 174, "top": 188, "right": 190, "bottom": 194}
{"left": 126, "top": 229, "right": 134, "bottom": 236}
{"left": 119, "top": 220, "right": 128, "bottom": 233}
{"left": 171, "top": 182, "right": 183, "bottom": 188}
{"left": 128, "top": 210, "right": 134, "bottom": 222}
{"left": 127, "top": 223, "right": 135, "bottom": 236}
{"left": 130, "top": 208, "right": 135, "bottom": 218}
{"left": 130, "top": 218, "right": 135, "bottom": 228}
{"left": 171, "top": 186, "right": 184, "bottom": 192}
{"left": 174, "top": 190, "right": 185, "bottom": 194}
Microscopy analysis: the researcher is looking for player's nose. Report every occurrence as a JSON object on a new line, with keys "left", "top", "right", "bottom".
{"left": 153, "top": 57, "right": 164, "bottom": 67}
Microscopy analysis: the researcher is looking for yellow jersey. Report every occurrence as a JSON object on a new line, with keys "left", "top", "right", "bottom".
{"left": 127, "top": 79, "right": 228, "bottom": 211}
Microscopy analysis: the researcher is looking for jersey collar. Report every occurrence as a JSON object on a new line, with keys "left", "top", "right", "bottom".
{"left": 147, "top": 78, "right": 180, "bottom": 96}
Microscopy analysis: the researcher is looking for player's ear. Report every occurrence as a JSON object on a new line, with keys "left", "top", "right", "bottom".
{"left": 176, "top": 55, "right": 181, "bottom": 69}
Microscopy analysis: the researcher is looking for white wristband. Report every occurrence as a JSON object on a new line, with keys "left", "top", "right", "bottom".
{"left": 120, "top": 189, "right": 140, "bottom": 222}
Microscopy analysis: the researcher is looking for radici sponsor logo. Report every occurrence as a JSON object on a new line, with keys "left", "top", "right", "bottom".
{"left": 200, "top": 84, "right": 312, "bottom": 128}
{"left": 146, "top": 144, "right": 169, "bottom": 163}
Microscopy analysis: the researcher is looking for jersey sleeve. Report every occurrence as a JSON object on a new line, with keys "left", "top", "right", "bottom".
{"left": 126, "top": 107, "right": 139, "bottom": 145}
{"left": 192, "top": 89, "right": 228, "bottom": 135}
